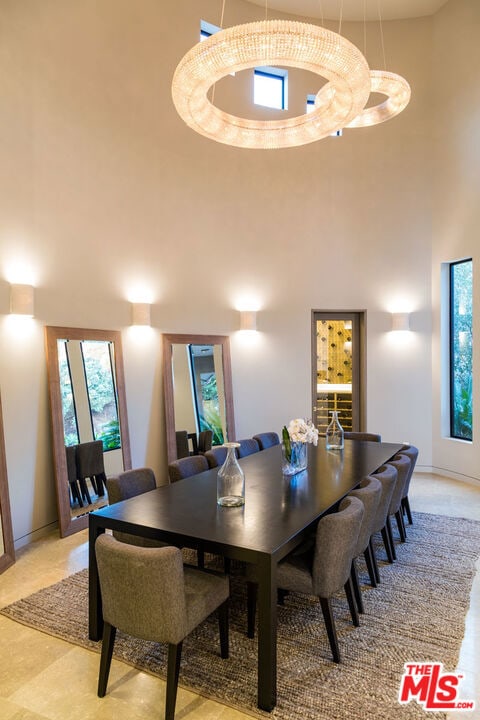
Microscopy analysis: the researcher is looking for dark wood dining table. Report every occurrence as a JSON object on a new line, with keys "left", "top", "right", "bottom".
{"left": 88, "top": 439, "right": 403, "bottom": 711}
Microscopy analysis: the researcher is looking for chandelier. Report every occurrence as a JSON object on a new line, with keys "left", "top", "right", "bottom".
{"left": 171, "top": 19, "right": 410, "bottom": 150}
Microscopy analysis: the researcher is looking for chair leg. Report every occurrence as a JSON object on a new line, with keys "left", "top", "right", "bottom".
{"left": 395, "top": 509, "right": 407, "bottom": 542}
{"left": 403, "top": 496, "right": 413, "bottom": 525}
{"left": 98, "top": 622, "right": 116, "bottom": 697}
{"left": 344, "top": 576, "right": 360, "bottom": 627}
{"left": 166, "top": 642, "right": 182, "bottom": 720}
{"left": 381, "top": 525, "right": 395, "bottom": 563}
{"left": 350, "top": 559, "right": 364, "bottom": 614}
{"left": 277, "top": 588, "right": 289, "bottom": 605}
{"left": 197, "top": 548, "right": 205, "bottom": 568}
{"left": 218, "top": 599, "right": 229, "bottom": 659}
{"left": 78, "top": 478, "right": 92, "bottom": 505}
{"left": 247, "top": 581, "right": 257, "bottom": 639}
{"left": 369, "top": 537, "right": 381, "bottom": 584}
{"left": 363, "top": 543, "right": 377, "bottom": 588}
{"left": 319, "top": 597, "right": 340, "bottom": 663}
{"left": 385, "top": 516, "right": 397, "bottom": 560}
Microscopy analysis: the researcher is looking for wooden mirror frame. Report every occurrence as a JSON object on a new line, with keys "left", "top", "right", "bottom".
{"left": 0, "top": 391, "right": 15, "bottom": 573}
{"left": 163, "top": 334, "right": 236, "bottom": 464}
{"left": 45, "top": 327, "right": 132, "bottom": 537}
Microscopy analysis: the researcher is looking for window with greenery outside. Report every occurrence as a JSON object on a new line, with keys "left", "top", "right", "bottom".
{"left": 450, "top": 259, "right": 473, "bottom": 440}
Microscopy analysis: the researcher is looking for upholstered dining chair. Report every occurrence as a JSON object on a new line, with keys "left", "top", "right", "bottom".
{"left": 65, "top": 445, "right": 85, "bottom": 507}
{"left": 252, "top": 432, "right": 280, "bottom": 450}
{"left": 168, "top": 454, "right": 209, "bottom": 483}
{"left": 204, "top": 446, "right": 229, "bottom": 468}
{"left": 236, "top": 438, "right": 260, "bottom": 458}
{"left": 75, "top": 440, "right": 107, "bottom": 498}
{"left": 175, "top": 430, "right": 190, "bottom": 459}
{"left": 95, "top": 534, "right": 230, "bottom": 720}
{"left": 343, "top": 432, "right": 382, "bottom": 442}
{"left": 385, "top": 454, "right": 412, "bottom": 559}
{"left": 347, "top": 476, "right": 382, "bottom": 613}
{"left": 106, "top": 467, "right": 167, "bottom": 548}
{"left": 247, "top": 496, "right": 364, "bottom": 663}
{"left": 369, "top": 463, "right": 398, "bottom": 568}
{"left": 197, "top": 430, "right": 213, "bottom": 454}
{"left": 398, "top": 444, "right": 419, "bottom": 525}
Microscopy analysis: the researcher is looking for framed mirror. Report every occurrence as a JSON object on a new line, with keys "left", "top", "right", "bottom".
{"left": 163, "top": 334, "right": 236, "bottom": 463}
{"left": 45, "top": 327, "right": 131, "bottom": 537}
{"left": 0, "top": 390, "right": 15, "bottom": 573}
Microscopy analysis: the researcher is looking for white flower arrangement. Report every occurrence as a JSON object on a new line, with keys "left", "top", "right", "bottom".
{"left": 285, "top": 418, "right": 319, "bottom": 445}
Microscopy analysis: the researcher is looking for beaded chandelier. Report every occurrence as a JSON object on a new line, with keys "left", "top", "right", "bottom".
{"left": 171, "top": 19, "right": 410, "bottom": 150}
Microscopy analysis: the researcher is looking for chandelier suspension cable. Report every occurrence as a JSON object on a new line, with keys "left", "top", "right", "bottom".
{"left": 211, "top": 0, "right": 228, "bottom": 105}
{"left": 363, "top": 0, "right": 367, "bottom": 59}
{"left": 265, "top": 0, "right": 268, "bottom": 21}
{"left": 377, "top": 0, "right": 387, "bottom": 70}
{"left": 317, "top": 0, "right": 324, "bottom": 27}
{"left": 337, "top": 0, "right": 344, "bottom": 36}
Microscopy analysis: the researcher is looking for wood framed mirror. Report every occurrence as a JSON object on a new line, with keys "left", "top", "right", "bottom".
{"left": 45, "top": 327, "right": 131, "bottom": 537}
{"left": 163, "top": 334, "right": 236, "bottom": 463}
{"left": 0, "top": 390, "right": 15, "bottom": 573}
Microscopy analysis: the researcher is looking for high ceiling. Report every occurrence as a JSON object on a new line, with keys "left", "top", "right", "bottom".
{"left": 245, "top": 0, "right": 450, "bottom": 21}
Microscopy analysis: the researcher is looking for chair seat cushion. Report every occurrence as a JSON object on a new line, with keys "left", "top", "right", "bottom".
{"left": 277, "top": 552, "right": 314, "bottom": 597}
{"left": 184, "top": 567, "right": 229, "bottom": 634}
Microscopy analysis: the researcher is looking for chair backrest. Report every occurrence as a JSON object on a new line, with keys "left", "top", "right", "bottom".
{"left": 348, "top": 475, "right": 382, "bottom": 556}
{"left": 312, "top": 495, "right": 364, "bottom": 598}
{"left": 65, "top": 445, "right": 78, "bottom": 484}
{"left": 168, "top": 454, "right": 209, "bottom": 483}
{"left": 370, "top": 464, "right": 398, "bottom": 534}
{"left": 386, "top": 454, "right": 411, "bottom": 514}
{"left": 236, "top": 438, "right": 260, "bottom": 458}
{"left": 106, "top": 467, "right": 157, "bottom": 505}
{"left": 204, "top": 446, "right": 229, "bottom": 468}
{"left": 198, "top": 430, "right": 213, "bottom": 453}
{"left": 344, "top": 432, "right": 382, "bottom": 442}
{"left": 95, "top": 534, "right": 189, "bottom": 645}
{"left": 175, "top": 431, "right": 190, "bottom": 459}
{"left": 398, "top": 444, "right": 419, "bottom": 497}
{"left": 75, "top": 440, "right": 105, "bottom": 477}
{"left": 252, "top": 432, "right": 280, "bottom": 450}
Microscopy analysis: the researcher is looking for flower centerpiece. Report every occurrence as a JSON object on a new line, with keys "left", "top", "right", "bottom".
{"left": 281, "top": 418, "right": 319, "bottom": 475}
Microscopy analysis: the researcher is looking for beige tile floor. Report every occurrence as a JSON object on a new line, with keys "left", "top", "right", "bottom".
{"left": 0, "top": 473, "right": 479, "bottom": 720}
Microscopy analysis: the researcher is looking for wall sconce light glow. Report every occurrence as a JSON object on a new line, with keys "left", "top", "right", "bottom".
{"left": 10, "top": 283, "right": 34, "bottom": 317}
{"left": 391, "top": 312, "right": 410, "bottom": 332}
{"left": 239, "top": 310, "right": 257, "bottom": 332}
{"left": 131, "top": 302, "right": 151, "bottom": 326}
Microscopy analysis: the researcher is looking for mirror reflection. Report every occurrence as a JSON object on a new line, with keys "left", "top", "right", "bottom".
{"left": 163, "top": 334, "right": 236, "bottom": 463}
{"left": 45, "top": 327, "right": 131, "bottom": 537}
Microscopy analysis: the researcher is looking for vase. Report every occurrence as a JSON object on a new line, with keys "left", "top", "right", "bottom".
{"left": 282, "top": 441, "right": 308, "bottom": 475}
{"left": 217, "top": 442, "right": 245, "bottom": 506}
{"left": 326, "top": 410, "right": 344, "bottom": 450}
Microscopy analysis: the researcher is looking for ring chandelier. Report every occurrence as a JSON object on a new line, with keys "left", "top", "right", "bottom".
{"left": 171, "top": 20, "right": 411, "bottom": 149}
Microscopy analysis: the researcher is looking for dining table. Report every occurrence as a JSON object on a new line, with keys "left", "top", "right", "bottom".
{"left": 88, "top": 439, "right": 403, "bottom": 711}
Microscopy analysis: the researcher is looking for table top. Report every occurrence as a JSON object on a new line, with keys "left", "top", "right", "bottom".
{"left": 90, "top": 440, "right": 402, "bottom": 563}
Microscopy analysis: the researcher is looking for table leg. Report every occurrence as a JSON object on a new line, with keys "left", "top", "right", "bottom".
{"left": 88, "top": 518, "right": 105, "bottom": 640}
{"left": 256, "top": 556, "right": 277, "bottom": 711}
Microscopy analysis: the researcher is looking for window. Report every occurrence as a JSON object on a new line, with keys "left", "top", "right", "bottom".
{"left": 306, "top": 94, "right": 342, "bottom": 135}
{"left": 450, "top": 258, "right": 473, "bottom": 440}
{"left": 254, "top": 67, "right": 287, "bottom": 110}
{"left": 81, "top": 341, "right": 121, "bottom": 451}
{"left": 200, "top": 19, "right": 221, "bottom": 40}
{"left": 58, "top": 340, "right": 79, "bottom": 446}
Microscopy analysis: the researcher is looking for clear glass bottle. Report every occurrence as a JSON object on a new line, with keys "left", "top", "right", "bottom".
{"left": 217, "top": 442, "right": 245, "bottom": 506}
{"left": 326, "top": 410, "right": 344, "bottom": 450}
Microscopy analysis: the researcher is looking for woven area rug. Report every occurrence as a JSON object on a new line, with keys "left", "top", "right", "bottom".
{"left": 2, "top": 511, "right": 480, "bottom": 720}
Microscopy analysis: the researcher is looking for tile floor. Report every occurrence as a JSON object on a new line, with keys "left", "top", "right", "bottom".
{"left": 0, "top": 473, "right": 479, "bottom": 720}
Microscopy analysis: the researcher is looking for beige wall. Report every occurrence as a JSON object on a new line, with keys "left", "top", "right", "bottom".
{"left": 431, "top": 0, "right": 480, "bottom": 478}
{"left": 0, "top": 0, "right": 473, "bottom": 547}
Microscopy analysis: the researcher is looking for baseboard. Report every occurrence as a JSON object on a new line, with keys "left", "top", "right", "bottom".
{"left": 14, "top": 520, "right": 59, "bottom": 551}
{"left": 415, "top": 465, "right": 480, "bottom": 486}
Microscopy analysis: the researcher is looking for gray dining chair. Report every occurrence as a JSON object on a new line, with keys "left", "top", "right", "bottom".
{"left": 252, "top": 432, "right": 280, "bottom": 450}
{"left": 348, "top": 475, "right": 382, "bottom": 613}
{"left": 204, "top": 446, "right": 229, "bottom": 468}
{"left": 236, "top": 438, "right": 260, "bottom": 458}
{"left": 168, "top": 454, "right": 209, "bottom": 483}
{"left": 398, "top": 444, "right": 419, "bottom": 525}
{"left": 370, "top": 463, "right": 398, "bottom": 567}
{"left": 175, "top": 430, "right": 190, "bottom": 459}
{"left": 106, "top": 467, "right": 167, "bottom": 548}
{"left": 75, "top": 440, "right": 107, "bottom": 498}
{"left": 247, "top": 496, "right": 364, "bottom": 663}
{"left": 95, "top": 534, "right": 230, "bottom": 720}
{"left": 198, "top": 430, "right": 213, "bottom": 454}
{"left": 65, "top": 445, "right": 85, "bottom": 507}
{"left": 344, "top": 432, "right": 382, "bottom": 442}
{"left": 385, "top": 454, "right": 412, "bottom": 559}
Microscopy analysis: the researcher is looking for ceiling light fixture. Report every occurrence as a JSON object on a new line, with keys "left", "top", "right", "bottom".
{"left": 171, "top": 13, "right": 410, "bottom": 149}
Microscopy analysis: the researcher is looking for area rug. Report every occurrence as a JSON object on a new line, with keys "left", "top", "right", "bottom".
{"left": 2, "top": 511, "right": 480, "bottom": 720}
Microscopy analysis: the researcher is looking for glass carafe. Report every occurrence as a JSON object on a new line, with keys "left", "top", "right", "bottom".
{"left": 217, "top": 442, "right": 245, "bottom": 506}
{"left": 326, "top": 410, "right": 344, "bottom": 450}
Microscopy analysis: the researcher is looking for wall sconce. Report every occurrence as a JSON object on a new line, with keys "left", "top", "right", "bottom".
{"left": 131, "top": 302, "right": 151, "bottom": 326}
{"left": 391, "top": 312, "right": 410, "bottom": 332}
{"left": 239, "top": 310, "right": 257, "bottom": 331}
{"left": 10, "top": 283, "right": 34, "bottom": 316}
